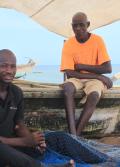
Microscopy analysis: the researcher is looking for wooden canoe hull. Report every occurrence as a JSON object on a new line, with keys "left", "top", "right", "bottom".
{"left": 13, "top": 79, "right": 120, "bottom": 137}
{"left": 23, "top": 98, "right": 120, "bottom": 137}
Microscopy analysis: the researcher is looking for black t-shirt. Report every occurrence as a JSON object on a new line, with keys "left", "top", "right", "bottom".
{"left": 0, "top": 84, "right": 24, "bottom": 137}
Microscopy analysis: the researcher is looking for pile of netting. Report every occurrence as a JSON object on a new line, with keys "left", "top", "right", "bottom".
{"left": 36, "top": 131, "right": 120, "bottom": 167}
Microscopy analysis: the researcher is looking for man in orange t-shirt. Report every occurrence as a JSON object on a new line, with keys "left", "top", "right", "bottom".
{"left": 60, "top": 12, "right": 113, "bottom": 136}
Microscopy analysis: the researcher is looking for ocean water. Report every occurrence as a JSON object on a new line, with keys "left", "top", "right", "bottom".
{"left": 20, "top": 64, "right": 120, "bottom": 85}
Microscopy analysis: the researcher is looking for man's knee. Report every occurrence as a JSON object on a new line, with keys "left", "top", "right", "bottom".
{"left": 62, "top": 82, "right": 76, "bottom": 97}
{"left": 88, "top": 91, "right": 100, "bottom": 103}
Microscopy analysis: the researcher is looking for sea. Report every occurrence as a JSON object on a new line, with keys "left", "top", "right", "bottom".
{"left": 20, "top": 64, "right": 120, "bottom": 85}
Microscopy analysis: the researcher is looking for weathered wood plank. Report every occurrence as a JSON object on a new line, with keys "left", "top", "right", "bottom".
{"left": 22, "top": 87, "right": 120, "bottom": 99}
{"left": 13, "top": 79, "right": 120, "bottom": 99}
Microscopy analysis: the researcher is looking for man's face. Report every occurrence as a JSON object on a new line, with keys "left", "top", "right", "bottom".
{"left": 72, "top": 16, "right": 90, "bottom": 39}
{"left": 0, "top": 53, "right": 16, "bottom": 84}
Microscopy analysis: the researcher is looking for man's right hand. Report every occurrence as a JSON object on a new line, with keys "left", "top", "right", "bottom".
{"left": 98, "top": 75, "right": 113, "bottom": 88}
{"left": 33, "top": 131, "right": 46, "bottom": 154}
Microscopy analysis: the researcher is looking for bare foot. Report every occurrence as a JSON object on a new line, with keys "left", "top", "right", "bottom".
{"left": 59, "top": 160, "right": 75, "bottom": 167}
{"left": 69, "top": 160, "right": 75, "bottom": 167}
{"left": 47, "top": 160, "right": 75, "bottom": 167}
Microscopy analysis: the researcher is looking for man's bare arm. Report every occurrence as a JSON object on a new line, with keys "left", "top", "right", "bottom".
{"left": 74, "top": 61, "right": 112, "bottom": 74}
{"left": 65, "top": 70, "right": 113, "bottom": 88}
{"left": 0, "top": 121, "right": 36, "bottom": 147}
{"left": 0, "top": 121, "right": 46, "bottom": 148}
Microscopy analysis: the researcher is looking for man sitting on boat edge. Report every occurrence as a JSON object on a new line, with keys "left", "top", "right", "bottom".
{"left": 0, "top": 49, "right": 74, "bottom": 167}
{"left": 60, "top": 12, "right": 113, "bottom": 136}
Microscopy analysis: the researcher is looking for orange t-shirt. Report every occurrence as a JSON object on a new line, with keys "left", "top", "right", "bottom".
{"left": 60, "top": 34, "right": 110, "bottom": 72}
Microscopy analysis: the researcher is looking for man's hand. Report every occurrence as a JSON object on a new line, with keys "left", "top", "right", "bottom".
{"left": 74, "top": 64, "right": 83, "bottom": 71}
{"left": 98, "top": 75, "right": 113, "bottom": 88}
{"left": 0, "top": 136, "right": 6, "bottom": 143}
{"left": 33, "top": 131, "right": 46, "bottom": 154}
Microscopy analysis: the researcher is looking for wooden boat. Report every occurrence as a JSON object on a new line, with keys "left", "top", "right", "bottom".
{"left": 1, "top": 1, "right": 120, "bottom": 138}
{"left": 13, "top": 79, "right": 120, "bottom": 138}
{"left": 15, "top": 59, "right": 36, "bottom": 78}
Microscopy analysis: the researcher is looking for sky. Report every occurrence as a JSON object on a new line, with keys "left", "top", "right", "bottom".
{"left": 0, "top": 8, "right": 120, "bottom": 65}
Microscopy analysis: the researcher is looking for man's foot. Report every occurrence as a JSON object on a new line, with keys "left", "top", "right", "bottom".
{"left": 69, "top": 160, "right": 75, "bottom": 167}
{"left": 43, "top": 160, "right": 75, "bottom": 167}
{"left": 58, "top": 160, "right": 75, "bottom": 167}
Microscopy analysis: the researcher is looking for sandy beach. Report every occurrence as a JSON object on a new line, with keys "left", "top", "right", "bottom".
{"left": 98, "top": 136, "right": 120, "bottom": 145}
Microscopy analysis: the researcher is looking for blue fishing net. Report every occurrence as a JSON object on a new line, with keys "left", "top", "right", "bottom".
{"left": 41, "top": 148, "right": 91, "bottom": 167}
{"left": 35, "top": 131, "right": 120, "bottom": 167}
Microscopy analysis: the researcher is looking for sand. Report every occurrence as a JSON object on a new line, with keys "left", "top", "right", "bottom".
{"left": 98, "top": 136, "right": 120, "bottom": 145}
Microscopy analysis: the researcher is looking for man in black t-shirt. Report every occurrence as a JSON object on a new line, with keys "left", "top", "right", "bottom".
{"left": 0, "top": 49, "right": 74, "bottom": 167}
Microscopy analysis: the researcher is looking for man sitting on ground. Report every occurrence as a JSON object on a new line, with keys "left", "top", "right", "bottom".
{"left": 0, "top": 49, "right": 74, "bottom": 167}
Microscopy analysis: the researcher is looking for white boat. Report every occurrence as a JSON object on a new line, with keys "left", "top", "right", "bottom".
{"left": 17, "top": 59, "right": 36, "bottom": 73}
{"left": 15, "top": 59, "right": 36, "bottom": 78}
